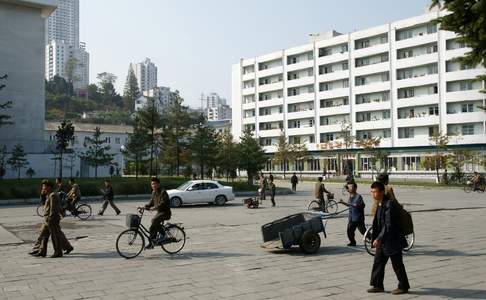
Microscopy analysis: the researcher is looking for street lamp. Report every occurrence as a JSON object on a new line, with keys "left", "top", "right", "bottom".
{"left": 120, "top": 145, "right": 126, "bottom": 177}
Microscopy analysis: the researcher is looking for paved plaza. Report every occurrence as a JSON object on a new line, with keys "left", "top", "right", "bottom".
{"left": 1, "top": 181, "right": 486, "bottom": 299}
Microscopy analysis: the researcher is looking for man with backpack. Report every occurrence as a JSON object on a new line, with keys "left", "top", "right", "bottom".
{"left": 368, "top": 181, "right": 410, "bottom": 295}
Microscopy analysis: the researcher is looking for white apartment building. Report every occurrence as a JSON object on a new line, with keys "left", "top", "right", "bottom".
{"left": 131, "top": 58, "right": 158, "bottom": 93}
{"left": 204, "top": 92, "right": 232, "bottom": 121}
{"left": 135, "top": 86, "right": 177, "bottom": 113}
{"left": 232, "top": 9, "right": 486, "bottom": 178}
{"left": 45, "top": 40, "right": 89, "bottom": 91}
{"left": 45, "top": 0, "right": 79, "bottom": 47}
{"left": 45, "top": 0, "right": 89, "bottom": 92}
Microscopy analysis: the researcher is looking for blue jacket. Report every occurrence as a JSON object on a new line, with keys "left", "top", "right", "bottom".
{"left": 348, "top": 194, "right": 365, "bottom": 222}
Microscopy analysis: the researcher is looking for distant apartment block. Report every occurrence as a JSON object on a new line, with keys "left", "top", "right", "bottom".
{"left": 131, "top": 58, "right": 158, "bottom": 93}
{"left": 204, "top": 92, "right": 232, "bottom": 121}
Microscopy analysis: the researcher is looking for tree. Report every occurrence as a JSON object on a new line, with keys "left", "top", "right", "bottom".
{"left": 429, "top": 131, "right": 449, "bottom": 183}
{"left": 290, "top": 143, "right": 309, "bottom": 178}
{"left": 64, "top": 57, "right": 77, "bottom": 96}
{"left": 0, "top": 145, "right": 7, "bottom": 179}
{"left": 96, "top": 72, "right": 122, "bottom": 107}
{"left": 7, "top": 144, "right": 29, "bottom": 180}
{"left": 26, "top": 167, "right": 35, "bottom": 178}
{"left": 216, "top": 130, "right": 239, "bottom": 181}
{"left": 123, "top": 121, "right": 149, "bottom": 178}
{"left": 55, "top": 120, "right": 75, "bottom": 179}
{"left": 137, "top": 98, "right": 162, "bottom": 176}
{"left": 272, "top": 131, "right": 291, "bottom": 178}
{"left": 190, "top": 120, "right": 220, "bottom": 179}
{"left": 64, "top": 152, "right": 77, "bottom": 178}
{"left": 238, "top": 128, "right": 267, "bottom": 185}
{"left": 336, "top": 122, "right": 355, "bottom": 175}
{"left": 0, "top": 74, "right": 13, "bottom": 127}
{"left": 431, "top": 0, "right": 486, "bottom": 92}
{"left": 356, "top": 136, "right": 382, "bottom": 180}
{"left": 79, "top": 127, "right": 115, "bottom": 178}
{"left": 123, "top": 67, "right": 140, "bottom": 112}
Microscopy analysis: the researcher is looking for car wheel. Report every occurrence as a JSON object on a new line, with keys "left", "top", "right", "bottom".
{"left": 214, "top": 195, "right": 226, "bottom": 206}
{"left": 170, "top": 197, "right": 183, "bottom": 208}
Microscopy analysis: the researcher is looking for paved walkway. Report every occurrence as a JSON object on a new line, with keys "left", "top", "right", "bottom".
{"left": 1, "top": 183, "right": 485, "bottom": 299}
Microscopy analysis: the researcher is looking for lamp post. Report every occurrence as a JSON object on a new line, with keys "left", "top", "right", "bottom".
{"left": 120, "top": 145, "right": 126, "bottom": 177}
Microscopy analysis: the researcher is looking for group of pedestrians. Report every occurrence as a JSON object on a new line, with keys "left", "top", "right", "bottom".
{"left": 29, "top": 177, "right": 121, "bottom": 258}
{"left": 258, "top": 172, "right": 276, "bottom": 207}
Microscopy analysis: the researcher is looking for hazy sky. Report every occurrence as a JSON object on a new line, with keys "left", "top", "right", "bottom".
{"left": 80, "top": 0, "right": 432, "bottom": 108}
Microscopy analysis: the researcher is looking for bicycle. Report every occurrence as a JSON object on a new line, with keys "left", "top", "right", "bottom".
{"left": 36, "top": 193, "right": 92, "bottom": 220}
{"left": 307, "top": 193, "right": 339, "bottom": 214}
{"left": 464, "top": 180, "right": 485, "bottom": 193}
{"left": 116, "top": 207, "right": 186, "bottom": 259}
{"left": 363, "top": 226, "right": 415, "bottom": 256}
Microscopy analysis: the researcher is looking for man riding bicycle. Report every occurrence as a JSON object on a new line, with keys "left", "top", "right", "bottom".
{"left": 64, "top": 177, "right": 81, "bottom": 214}
{"left": 141, "top": 177, "right": 172, "bottom": 249}
{"left": 314, "top": 177, "right": 331, "bottom": 212}
{"left": 472, "top": 172, "right": 484, "bottom": 191}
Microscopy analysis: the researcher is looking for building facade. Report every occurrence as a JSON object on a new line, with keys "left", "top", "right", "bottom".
{"left": 232, "top": 10, "right": 486, "bottom": 178}
{"left": 135, "top": 86, "right": 177, "bottom": 113}
{"left": 204, "top": 92, "right": 232, "bottom": 121}
{"left": 45, "top": 0, "right": 89, "bottom": 92}
{"left": 131, "top": 58, "right": 158, "bottom": 93}
{"left": 0, "top": 0, "right": 57, "bottom": 153}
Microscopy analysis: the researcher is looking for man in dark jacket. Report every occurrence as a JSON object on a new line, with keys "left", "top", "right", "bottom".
{"left": 368, "top": 181, "right": 410, "bottom": 295}
{"left": 290, "top": 173, "right": 298, "bottom": 191}
{"left": 143, "top": 177, "right": 171, "bottom": 249}
{"left": 98, "top": 180, "right": 121, "bottom": 215}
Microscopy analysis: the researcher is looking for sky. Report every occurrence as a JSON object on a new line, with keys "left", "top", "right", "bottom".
{"left": 80, "top": 0, "right": 432, "bottom": 108}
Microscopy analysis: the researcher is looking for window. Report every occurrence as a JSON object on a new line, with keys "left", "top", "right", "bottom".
{"left": 309, "top": 135, "right": 315, "bottom": 143}
{"left": 342, "top": 62, "right": 349, "bottom": 70}
{"left": 204, "top": 183, "right": 219, "bottom": 190}
{"left": 461, "top": 103, "right": 474, "bottom": 113}
{"left": 398, "top": 128, "right": 414, "bottom": 139}
{"left": 341, "top": 44, "right": 348, "bottom": 53}
{"left": 462, "top": 124, "right": 474, "bottom": 135}
{"left": 383, "top": 129, "right": 391, "bottom": 138}
{"left": 429, "top": 106, "right": 439, "bottom": 116}
{"left": 309, "top": 119, "right": 314, "bottom": 127}
{"left": 279, "top": 106, "right": 283, "bottom": 114}
{"left": 115, "top": 137, "right": 121, "bottom": 144}
{"left": 382, "top": 111, "right": 390, "bottom": 119}
{"left": 460, "top": 81, "right": 473, "bottom": 91}
{"left": 428, "top": 126, "right": 439, "bottom": 137}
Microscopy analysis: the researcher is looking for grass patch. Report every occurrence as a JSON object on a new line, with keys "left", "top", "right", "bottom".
{"left": 0, "top": 177, "right": 258, "bottom": 200}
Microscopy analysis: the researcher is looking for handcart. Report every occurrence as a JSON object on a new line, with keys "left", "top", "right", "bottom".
{"left": 261, "top": 212, "right": 326, "bottom": 254}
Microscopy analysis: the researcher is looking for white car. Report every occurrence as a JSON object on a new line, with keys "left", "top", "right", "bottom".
{"left": 166, "top": 180, "right": 235, "bottom": 207}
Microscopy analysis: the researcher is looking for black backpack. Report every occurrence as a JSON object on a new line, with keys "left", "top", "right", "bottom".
{"left": 392, "top": 199, "right": 414, "bottom": 236}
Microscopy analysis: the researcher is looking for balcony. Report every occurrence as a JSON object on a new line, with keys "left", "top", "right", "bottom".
{"left": 395, "top": 33, "right": 438, "bottom": 50}
{"left": 258, "top": 129, "right": 281, "bottom": 138}
{"left": 319, "top": 105, "right": 350, "bottom": 117}
{"left": 258, "top": 97, "right": 283, "bottom": 108}
{"left": 316, "top": 52, "right": 349, "bottom": 66}
{"left": 396, "top": 115, "right": 439, "bottom": 128}
{"left": 257, "top": 66, "right": 284, "bottom": 78}
{"left": 354, "top": 101, "right": 390, "bottom": 113}
{"left": 394, "top": 135, "right": 431, "bottom": 148}
{"left": 317, "top": 87, "right": 349, "bottom": 100}
{"left": 317, "top": 70, "right": 349, "bottom": 83}
{"left": 445, "top": 69, "right": 485, "bottom": 82}
{"left": 353, "top": 43, "right": 389, "bottom": 59}
{"left": 242, "top": 102, "right": 256, "bottom": 110}
{"left": 286, "top": 76, "right": 315, "bottom": 89}
{"left": 287, "top": 109, "right": 315, "bottom": 120}
{"left": 353, "top": 81, "right": 390, "bottom": 95}
{"left": 447, "top": 134, "right": 486, "bottom": 145}
{"left": 395, "top": 52, "right": 438, "bottom": 69}
{"left": 258, "top": 114, "right": 284, "bottom": 123}
{"left": 396, "top": 94, "right": 439, "bottom": 108}
{"left": 446, "top": 112, "right": 486, "bottom": 124}
{"left": 258, "top": 81, "right": 283, "bottom": 93}
{"left": 354, "top": 119, "right": 391, "bottom": 130}
{"left": 242, "top": 87, "right": 255, "bottom": 96}
{"left": 242, "top": 72, "right": 255, "bottom": 81}
{"left": 353, "top": 61, "right": 389, "bottom": 77}
{"left": 444, "top": 47, "right": 469, "bottom": 61}
{"left": 262, "top": 145, "right": 277, "bottom": 153}
{"left": 286, "top": 60, "right": 314, "bottom": 72}
{"left": 242, "top": 116, "right": 256, "bottom": 124}
{"left": 286, "top": 93, "right": 315, "bottom": 104}
{"left": 287, "top": 126, "right": 315, "bottom": 136}
{"left": 445, "top": 90, "right": 484, "bottom": 102}
{"left": 318, "top": 123, "right": 346, "bottom": 133}
{"left": 395, "top": 74, "right": 438, "bottom": 89}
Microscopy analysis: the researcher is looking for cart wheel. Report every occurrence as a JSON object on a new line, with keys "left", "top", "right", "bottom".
{"left": 299, "top": 230, "right": 321, "bottom": 254}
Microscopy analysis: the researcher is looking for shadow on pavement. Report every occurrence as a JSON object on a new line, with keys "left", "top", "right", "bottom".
{"left": 68, "top": 251, "right": 120, "bottom": 259}
{"left": 271, "top": 245, "right": 366, "bottom": 256}
{"left": 407, "top": 247, "right": 486, "bottom": 257}
{"left": 148, "top": 250, "right": 254, "bottom": 260}
{"left": 410, "top": 288, "right": 486, "bottom": 299}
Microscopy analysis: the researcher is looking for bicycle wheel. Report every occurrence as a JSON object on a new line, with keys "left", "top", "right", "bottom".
{"left": 364, "top": 227, "right": 375, "bottom": 256}
{"left": 76, "top": 204, "right": 92, "bottom": 220}
{"left": 161, "top": 224, "right": 186, "bottom": 254}
{"left": 116, "top": 229, "right": 145, "bottom": 259}
{"left": 326, "top": 200, "right": 339, "bottom": 214}
{"left": 307, "top": 200, "right": 321, "bottom": 211}
{"left": 36, "top": 205, "right": 44, "bottom": 217}
{"left": 403, "top": 232, "right": 415, "bottom": 252}
{"left": 464, "top": 185, "right": 473, "bottom": 193}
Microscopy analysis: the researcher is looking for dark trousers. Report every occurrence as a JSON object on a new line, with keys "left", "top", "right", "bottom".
{"left": 149, "top": 212, "right": 170, "bottom": 241}
{"left": 347, "top": 221, "right": 366, "bottom": 245}
{"left": 99, "top": 199, "right": 120, "bottom": 215}
{"left": 270, "top": 193, "right": 275, "bottom": 206}
{"left": 37, "top": 220, "right": 64, "bottom": 256}
{"left": 291, "top": 183, "right": 297, "bottom": 191}
{"left": 370, "top": 247, "right": 410, "bottom": 290}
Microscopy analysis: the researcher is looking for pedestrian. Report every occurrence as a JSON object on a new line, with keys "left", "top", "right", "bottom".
{"left": 258, "top": 173, "right": 267, "bottom": 200}
{"left": 340, "top": 182, "right": 366, "bottom": 246}
{"left": 269, "top": 173, "right": 274, "bottom": 182}
{"left": 30, "top": 180, "right": 68, "bottom": 258}
{"left": 373, "top": 173, "right": 397, "bottom": 217}
{"left": 322, "top": 169, "right": 327, "bottom": 180}
{"left": 368, "top": 181, "right": 410, "bottom": 295}
{"left": 98, "top": 179, "right": 121, "bottom": 216}
{"left": 269, "top": 178, "right": 276, "bottom": 207}
{"left": 290, "top": 172, "right": 298, "bottom": 192}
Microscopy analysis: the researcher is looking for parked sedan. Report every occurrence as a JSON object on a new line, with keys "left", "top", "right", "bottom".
{"left": 166, "top": 180, "right": 235, "bottom": 207}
